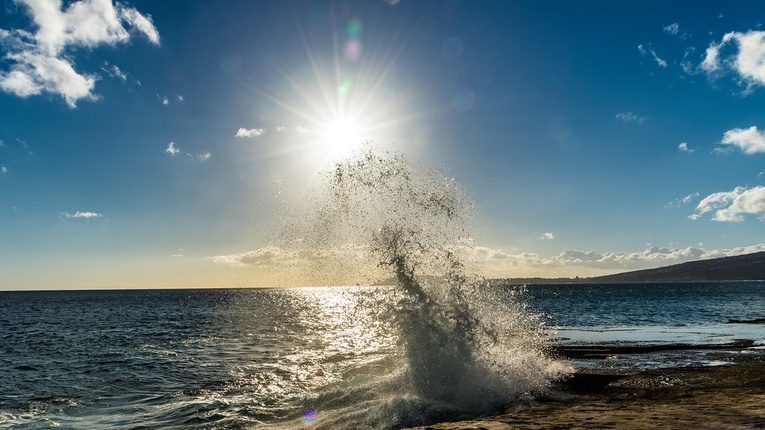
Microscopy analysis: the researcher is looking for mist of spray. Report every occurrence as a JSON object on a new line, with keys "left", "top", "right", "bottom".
{"left": 280, "top": 145, "right": 571, "bottom": 426}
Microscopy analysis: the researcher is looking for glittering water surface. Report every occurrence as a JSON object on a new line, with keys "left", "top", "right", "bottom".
{"left": 0, "top": 287, "right": 398, "bottom": 429}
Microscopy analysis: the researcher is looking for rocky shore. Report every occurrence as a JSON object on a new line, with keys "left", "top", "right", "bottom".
{"left": 406, "top": 362, "right": 765, "bottom": 429}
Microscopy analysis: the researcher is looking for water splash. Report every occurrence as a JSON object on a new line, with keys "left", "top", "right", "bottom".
{"left": 282, "top": 145, "right": 571, "bottom": 427}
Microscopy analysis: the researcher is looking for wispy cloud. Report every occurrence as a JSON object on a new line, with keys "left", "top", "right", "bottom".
{"left": 164, "top": 141, "right": 210, "bottom": 161}
{"left": 663, "top": 22, "right": 689, "bottom": 40}
{"left": 615, "top": 112, "right": 646, "bottom": 124}
{"left": 194, "top": 152, "right": 211, "bottom": 162}
{"left": 679, "top": 47, "right": 697, "bottom": 75}
{"left": 667, "top": 192, "right": 699, "bottom": 208}
{"left": 234, "top": 126, "right": 310, "bottom": 138}
{"left": 235, "top": 127, "right": 265, "bottom": 138}
{"left": 538, "top": 232, "right": 555, "bottom": 240}
{"left": 637, "top": 44, "right": 668, "bottom": 68}
{"left": 701, "top": 30, "right": 765, "bottom": 94}
{"left": 664, "top": 23, "right": 680, "bottom": 36}
{"left": 0, "top": 138, "right": 34, "bottom": 173}
{"left": 718, "top": 126, "right": 765, "bottom": 154}
{"left": 101, "top": 62, "right": 127, "bottom": 80}
{"left": 165, "top": 142, "right": 180, "bottom": 155}
{"left": 691, "top": 186, "right": 765, "bottom": 221}
{"left": 678, "top": 142, "right": 694, "bottom": 153}
{"left": 156, "top": 94, "right": 183, "bottom": 106}
{"left": 0, "top": 0, "right": 160, "bottom": 107}
{"left": 62, "top": 210, "right": 102, "bottom": 219}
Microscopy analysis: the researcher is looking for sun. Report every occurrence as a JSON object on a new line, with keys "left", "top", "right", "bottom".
{"left": 244, "top": 11, "right": 420, "bottom": 171}
{"left": 323, "top": 119, "right": 363, "bottom": 156}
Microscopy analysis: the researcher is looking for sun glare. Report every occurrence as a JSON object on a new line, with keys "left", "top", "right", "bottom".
{"left": 323, "top": 119, "right": 363, "bottom": 156}
{"left": 245, "top": 10, "right": 419, "bottom": 172}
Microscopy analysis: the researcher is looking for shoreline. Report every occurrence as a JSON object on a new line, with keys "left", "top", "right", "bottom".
{"left": 406, "top": 361, "right": 765, "bottom": 429}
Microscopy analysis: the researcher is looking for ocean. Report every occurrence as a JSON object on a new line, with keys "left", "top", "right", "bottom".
{"left": 2, "top": 282, "right": 764, "bottom": 429}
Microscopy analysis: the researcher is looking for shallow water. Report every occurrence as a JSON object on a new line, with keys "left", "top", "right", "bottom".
{"left": 516, "top": 281, "right": 765, "bottom": 371}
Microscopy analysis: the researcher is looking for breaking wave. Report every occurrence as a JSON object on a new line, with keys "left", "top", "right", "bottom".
{"left": 274, "top": 145, "right": 571, "bottom": 428}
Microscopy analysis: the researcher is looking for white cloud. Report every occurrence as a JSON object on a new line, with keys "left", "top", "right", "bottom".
{"left": 701, "top": 40, "right": 724, "bottom": 73}
{"left": 235, "top": 127, "right": 265, "bottom": 138}
{"left": 692, "top": 186, "right": 765, "bottom": 221}
{"left": 680, "top": 47, "right": 697, "bottom": 74}
{"left": 119, "top": 6, "right": 160, "bottom": 45}
{"left": 165, "top": 142, "right": 210, "bottom": 161}
{"left": 469, "top": 243, "right": 765, "bottom": 276}
{"left": 682, "top": 193, "right": 698, "bottom": 203}
{"left": 678, "top": 142, "right": 694, "bottom": 153}
{"left": 157, "top": 94, "right": 183, "bottom": 105}
{"left": 63, "top": 210, "right": 102, "bottom": 219}
{"left": 211, "top": 247, "right": 289, "bottom": 267}
{"left": 667, "top": 192, "right": 699, "bottom": 208}
{"left": 1, "top": 51, "right": 99, "bottom": 107}
{"left": 719, "top": 126, "right": 765, "bottom": 154}
{"left": 165, "top": 141, "right": 180, "bottom": 155}
{"left": 664, "top": 23, "right": 680, "bottom": 35}
{"left": 638, "top": 44, "right": 668, "bottom": 68}
{"left": 663, "top": 23, "right": 689, "bottom": 40}
{"left": 701, "top": 31, "right": 765, "bottom": 93}
{"left": 616, "top": 112, "right": 646, "bottom": 124}
{"left": 538, "top": 232, "right": 555, "bottom": 240}
{"left": 193, "top": 152, "right": 211, "bottom": 162}
{"left": 101, "top": 62, "right": 126, "bottom": 80}
{"left": 653, "top": 53, "right": 668, "bottom": 68}
{"left": 0, "top": 0, "right": 159, "bottom": 107}
{"left": 1, "top": 166, "right": 6, "bottom": 174}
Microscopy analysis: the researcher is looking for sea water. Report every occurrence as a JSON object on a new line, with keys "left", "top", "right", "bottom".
{"left": 1, "top": 283, "right": 765, "bottom": 429}
{"left": 520, "top": 281, "right": 765, "bottom": 371}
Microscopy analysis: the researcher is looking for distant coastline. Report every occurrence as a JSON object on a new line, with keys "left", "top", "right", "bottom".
{"left": 493, "top": 251, "right": 765, "bottom": 285}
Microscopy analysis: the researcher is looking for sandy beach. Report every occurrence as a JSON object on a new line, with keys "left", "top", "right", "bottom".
{"left": 407, "top": 362, "right": 765, "bottom": 429}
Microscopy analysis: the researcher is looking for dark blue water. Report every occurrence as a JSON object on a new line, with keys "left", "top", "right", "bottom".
{"left": 517, "top": 281, "right": 765, "bottom": 327}
{"left": 1, "top": 282, "right": 764, "bottom": 428}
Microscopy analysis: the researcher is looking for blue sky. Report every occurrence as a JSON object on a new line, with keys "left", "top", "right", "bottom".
{"left": 1, "top": 0, "right": 764, "bottom": 289}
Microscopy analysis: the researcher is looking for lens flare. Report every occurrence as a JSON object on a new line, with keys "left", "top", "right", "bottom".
{"left": 302, "top": 410, "right": 317, "bottom": 424}
{"left": 452, "top": 88, "right": 475, "bottom": 111}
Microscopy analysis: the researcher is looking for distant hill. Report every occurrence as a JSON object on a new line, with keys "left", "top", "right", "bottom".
{"left": 590, "top": 251, "right": 765, "bottom": 283}
{"left": 496, "top": 251, "right": 765, "bottom": 284}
